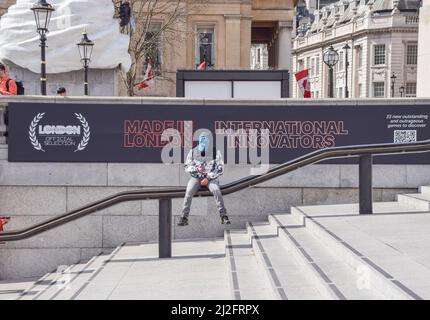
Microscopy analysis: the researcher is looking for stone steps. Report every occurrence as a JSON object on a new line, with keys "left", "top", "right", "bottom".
{"left": 0, "top": 278, "right": 37, "bottom": 300}
{"left": 397, "top": 193, "right": 430, "bottom": 211}
{"left": 290, "top": 205, "right": 430, "bottom": 299}
{"left": 269, "top": 214, "right": 385, "bottom": 300}
{"left": 3, "top": 185, "right": 430, "bottom": 300}
{"left": 246, "top": 221, "right": 328, "bottom": 299}
{"left": 53, "top": 252, "right": 119, "bottom": 300}
{"left": 224, "top": 230, "right": 276, "bottom": 300}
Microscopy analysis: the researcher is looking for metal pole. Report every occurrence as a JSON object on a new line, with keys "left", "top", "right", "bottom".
{"left": 40, "top": 33, "right": 47, "bottom": 96}
{"left": 84, "top": 64, "right": 89, "bottom": 96}
{"left": 328, "top": 66, "right": 334, "bottom": 98}
{"left": 359, "top": 155, "right": 373, "bottom": 214}
{"left": 345, "top": 50, "right": 349, "bottom": 98}
{"left": 159, "top": 198, "right": 172, "bottom": 258}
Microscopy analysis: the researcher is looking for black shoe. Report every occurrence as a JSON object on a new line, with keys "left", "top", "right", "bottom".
{"left": 178, "top": 216, "right": 189, "bottom": 226}
{"left": 221, "top": 215, "right": 231, "bottom": 225}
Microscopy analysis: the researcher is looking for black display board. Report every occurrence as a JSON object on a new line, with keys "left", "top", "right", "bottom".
{"left": 7, "top": 102, "right": 430, "bottom": 164}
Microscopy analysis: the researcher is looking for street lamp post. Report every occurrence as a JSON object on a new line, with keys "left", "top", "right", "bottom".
{"left": 391, "top": 73, "right": 397, "bottom": 98}
{"left": 31, "top": 0, "right": 55, "bottom": 96}
{"left": 343, "top": 43, "right": 351, "bottom": 98}
{"left": 399, "top": 86, "right": 405, "bottom": 97}
{"left": 323, "top": 45, "right": 339, "bottom": 98}
{"left": 77, "top": 31, "right": 95, "bottom": 96}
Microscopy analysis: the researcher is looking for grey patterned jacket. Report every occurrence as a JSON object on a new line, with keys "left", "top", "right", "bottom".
{"left": 184, "top": 147, "right": 224, "bottom": 180}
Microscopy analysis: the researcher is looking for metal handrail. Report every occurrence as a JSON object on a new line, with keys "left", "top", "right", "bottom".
{"left": 1, "top": 139, "right": 430, "bottom": 244}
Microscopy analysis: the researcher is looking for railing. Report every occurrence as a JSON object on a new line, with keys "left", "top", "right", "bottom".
{"left": 1, "top": 139, "right": 430, "bottom": 258}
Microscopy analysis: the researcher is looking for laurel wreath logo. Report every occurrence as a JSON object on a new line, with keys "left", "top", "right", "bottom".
{"left": 74, "top": 113, "right": 90, "bottom": 152}
{"left": 29, "top": 113, "right": 45, "bottom": 152}
{"left": 28, "top": 113, "right": 91, "bottom": 152}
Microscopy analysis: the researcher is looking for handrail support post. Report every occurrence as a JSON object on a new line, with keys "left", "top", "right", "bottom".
{"left": 359, "top": 155, "right": 373, "bottom": 215}
{"left": 159, "top": 198, "right": 172, "bottom": 258}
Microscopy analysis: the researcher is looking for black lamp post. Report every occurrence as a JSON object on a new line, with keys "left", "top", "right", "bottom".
{"left": 391, "top": 73, "right": 397, "bottom": 98}
{"left": 77, "top": 31, "right": 94, "bottom": 96}
{"left": 343, "top": 43, "right": 351, "bottom": 98}
{"left": 399, "top": 86, "right": 405, "bottom": 97}
{"left": 31, "top": 0, "right": 55, "bottom": 96}
{"left": 323, "top": 45, "right": 339, "bottom": 98}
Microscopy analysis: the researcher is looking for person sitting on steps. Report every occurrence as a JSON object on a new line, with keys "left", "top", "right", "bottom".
{"left": 178, "top": 131, "right": 231, "bottom": 226}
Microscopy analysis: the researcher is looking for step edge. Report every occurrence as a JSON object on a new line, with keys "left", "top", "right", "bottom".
{"left": 291, "top": 206, "right": 419, "bottom": 300}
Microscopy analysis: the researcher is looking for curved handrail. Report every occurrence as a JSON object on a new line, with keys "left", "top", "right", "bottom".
{"left": 1, "top": 139, "right": 430, "bottom": 242}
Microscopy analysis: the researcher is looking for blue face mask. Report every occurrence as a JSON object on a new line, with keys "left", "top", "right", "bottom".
{"left": 198, "top": 134, "right": 209, "bottom": 152}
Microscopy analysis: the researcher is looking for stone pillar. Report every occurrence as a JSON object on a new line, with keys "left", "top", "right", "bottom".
{"left": 240, "top": 16, "right": 252, "bottom": 69}
{"left": 417, "top": 2, "right": 430, "bottom": 97}
{"left": 224, "top": 15, "right": 242, "bottom": 68}
{"left": 277, "top": 21, "right": 293, "bottom": 71}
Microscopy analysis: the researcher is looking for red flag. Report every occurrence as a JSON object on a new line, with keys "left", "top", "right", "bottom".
{"left": 136, "top": 57, "right": 154, "bottom": 90}
{"left": 0, "top": 217, "right": 10, "bottom": 232}
{"left": 197, "top": 60, "right": 206, "bottom": 70}
{"left": 295, "top": 69, "right": 311, "bottom": 98}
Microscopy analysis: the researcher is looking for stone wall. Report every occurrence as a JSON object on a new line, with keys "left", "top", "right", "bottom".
{"left": 0, "top": 96, "right": 429, "bottom": 279}
{"left": 7, "top": 63, "right": 119, "bottom": 96}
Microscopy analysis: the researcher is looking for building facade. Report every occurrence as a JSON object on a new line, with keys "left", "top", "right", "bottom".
{"left": 120, "top": 0, "right": 297, "bottom": 97}
{"left": 417, "top": 0, "right": 429, "bottom": 97}
{"left": 292, "top": 0, "right": 420, "bottom": 99}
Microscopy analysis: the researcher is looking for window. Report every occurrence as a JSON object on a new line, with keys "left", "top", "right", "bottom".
{"left": 315, "top": 57, "right": 320, "bottom": 75}
{"left": 307, "top": 57, "right": 311, "bottom": 73}
{"left": 356, "top": 46, "right": 363, "bottom": 68}
{"left": 374, "top": 44, "right": 386, "bottom": 65}
{"left": 298, "top": 59, "right": 304, "bottom": 71}
{"left": 373, "top": 82, "right": 385, "bottom": 98}
{"left": 358, "top": 83, "right": 363, "bottom": 98}
{"left": 338, "top": 51, "right": 344, "bottom": 71}
{"left": 143, "top": 23, "right": 162, "bottom": 76}
{"left": 337, "top": 87, "right": 343, "bottom": 98}
{"left": 406, "top": 82, "right": 417, "bottom": 97}
{"left": 196, "top": 26, "right": 215, "bottom": 68}
{"left": 310, "top": 58, "right": 315, "bottom": 76}
{"left": 406, "top": 44, "right": 418, "bottom": 65}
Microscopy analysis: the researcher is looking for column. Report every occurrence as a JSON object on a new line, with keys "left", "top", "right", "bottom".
{"left": 277, "top": 21, "right": 293, "bottom": 71}
{"left": 224, "top": 15, "right": 242, "bottom": 68}
{"left": 240, "top": 15, "right": 252, "bottom": 69}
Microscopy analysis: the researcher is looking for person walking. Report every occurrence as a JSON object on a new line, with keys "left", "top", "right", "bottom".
{"left": 178, "top": 131, "right": 231, "bottom": 226}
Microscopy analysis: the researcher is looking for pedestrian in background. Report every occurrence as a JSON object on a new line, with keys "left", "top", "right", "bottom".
{"left": 57, "top": 87, "right": 67, "bottom": 96}
{"left": 0, "top": 63, "right": 17, "bottom": 96}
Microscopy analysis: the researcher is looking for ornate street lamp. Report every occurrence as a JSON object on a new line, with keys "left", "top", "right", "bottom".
{"left": 31, "top": 0, "right": 55, "bottom": 96}
{"left": 343, "top": 43, "right": 351, "bottom": 98}
{"left": 399, "top": 85, "right": 405, "bottom": 97}
{"left": 323, "top": 45, "right": 339, "bottom": 98}
{"left": 390, "top": 73, "right": 397, "bottom": 98}
{"left": 77, "top": 31, "right": 95, "bottom": 96}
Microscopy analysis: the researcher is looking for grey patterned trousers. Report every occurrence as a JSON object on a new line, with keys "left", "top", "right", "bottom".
{"left": 181, "top": 177, "right": 227, "bottom": 217}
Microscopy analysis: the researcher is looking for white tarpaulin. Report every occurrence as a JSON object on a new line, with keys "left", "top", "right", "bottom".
{"left": 0, "top": 0, "right": 131, "bottom": 73}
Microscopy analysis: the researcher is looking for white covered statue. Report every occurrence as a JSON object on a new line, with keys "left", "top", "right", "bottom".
{"left": 0, "top": 0, "right": 131, "bottom": 74}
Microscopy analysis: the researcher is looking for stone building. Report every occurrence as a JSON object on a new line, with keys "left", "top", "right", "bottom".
{"left": 292, "top": 0, "right": 420, "bottom": 99}
{"left": 417, "top": 0, "right": 429, "bottom": 97}
{"left": 0, "top": 0, "right": 297, "bottom": 97}
{"left": 124, "top": 0, "right": 297, "bottom": 97}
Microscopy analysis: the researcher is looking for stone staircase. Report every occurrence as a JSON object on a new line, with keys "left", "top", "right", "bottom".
{"left": 1, "top": 186, "right": 430, "bottom": 300}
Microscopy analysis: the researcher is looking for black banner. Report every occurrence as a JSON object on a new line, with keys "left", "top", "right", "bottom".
{"left": 7, "top": 102, "right": 430, "bottom": 163}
